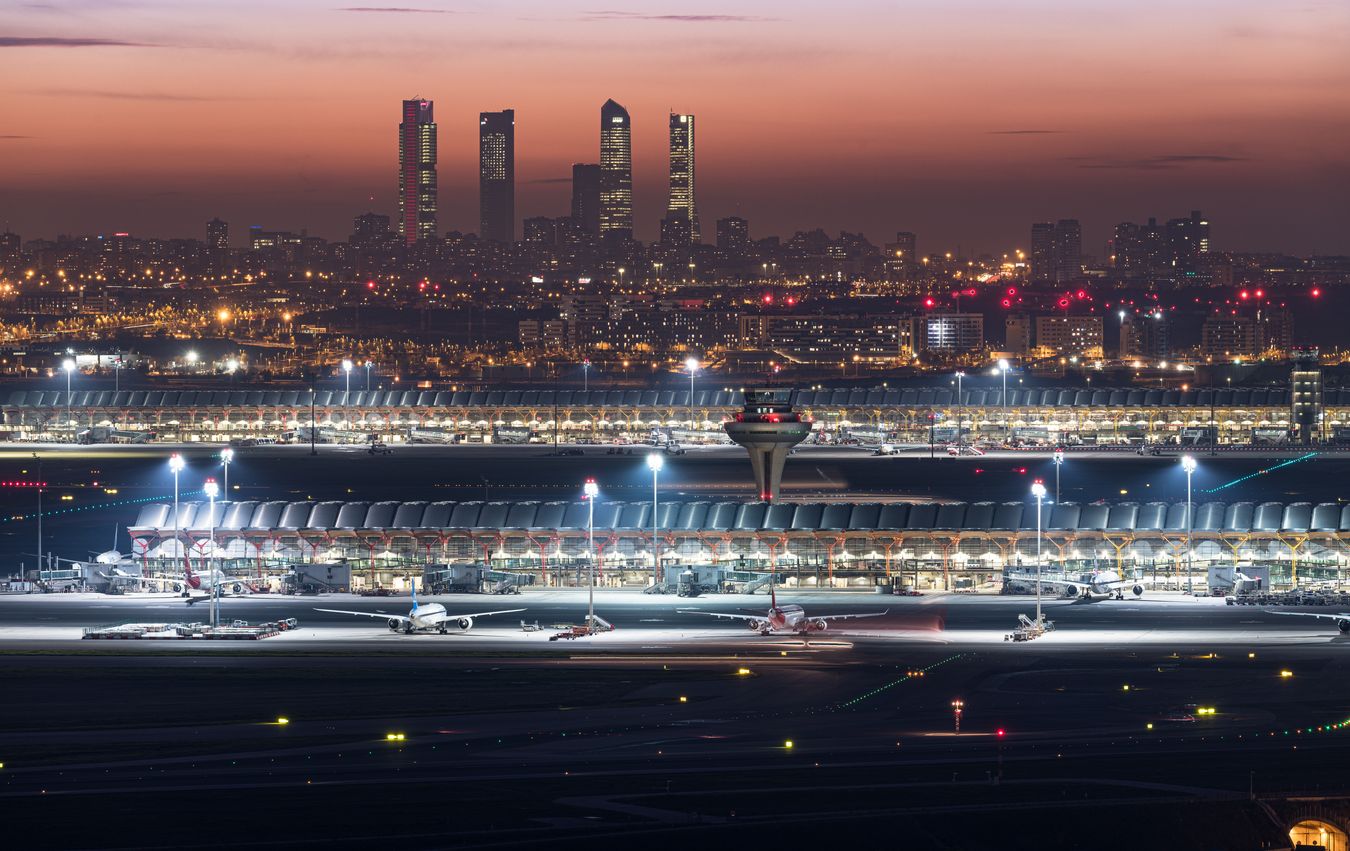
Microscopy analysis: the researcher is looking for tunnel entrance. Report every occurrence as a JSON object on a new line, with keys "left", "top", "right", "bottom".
{"left": 1292, "top": 819, "right": 1349, "bottom": 851}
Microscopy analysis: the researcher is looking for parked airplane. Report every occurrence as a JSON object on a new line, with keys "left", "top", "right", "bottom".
{"left": 1005, "top": 569, "right": 1144, "bottom": 600}
{"left": 680, "top": 580, "right": 886, "bottom": 635}
{"left": 1267, "top": 610, "right": 1350, "bottom": 634}
{"left": 315, "top": 584, "right": 524, "bottom": 634}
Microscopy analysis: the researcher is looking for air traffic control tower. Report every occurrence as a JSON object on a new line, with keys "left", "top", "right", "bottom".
{"left": 724, "top": 388, "right": 811, "bottom": 502}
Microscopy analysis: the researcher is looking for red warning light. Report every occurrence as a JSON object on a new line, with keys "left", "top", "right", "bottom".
{"left": 1255, "top": 289, "right": 1264, "bottom": 299}
{"left": 1076, "top": 289, "right": 1087, "bottom": 299}
{"left": 786, "top": 296, "right": 796, "bottom": 305}
{"left": 1239, "top": 290, "right": 1250, "bottom": 300}
{"left": 965, "top": 288, "right": 977, "bottom": 297}
{"left": 1312, "top": 288, "right": 1322, "bottom": 298}
{"left": 1001, "top": 298, "right": 1012, "bottom": 308}
{"left": 763, "top": 293, "right": 773, "bottom": 304}
{"left": 1057, "top": 298, "right": 1070, "bottom": 309}
{"left": 924, "top": 297, "right": 935, "bottom": 308}
{"left": 997, "top": 728, "right": 1006, "bottom": 737}
{"left": 1006, "top": 287, "right": 1017, "bottom": 296}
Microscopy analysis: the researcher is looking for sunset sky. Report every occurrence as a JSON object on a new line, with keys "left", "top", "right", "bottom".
{"left": 3, "top": 0, "right": 1348, "bottom": 254}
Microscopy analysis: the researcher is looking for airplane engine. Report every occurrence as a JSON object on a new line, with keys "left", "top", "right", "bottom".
{"left": 813, "top": 620, "right": 828, "bottom": 631}
{"left": 230, "top": 582, "right": 243, "bottom": 595}
{"left": 387, "top": 619, "right": 402, "bottom": 632}
{"left": 456, "top": 618, "right": 473, "bottom": 631}
{"left": 1338, "top": 619, "right": 1350, "bottom": 634}
{"left": 1132, "top": 585, "right": 1145, "bottom": 597}
{"left": 747, "top": 621, "right": 763, "bottom": 632}
{"left": 1063, "top": 585, "right": 1079, "bottom": 598}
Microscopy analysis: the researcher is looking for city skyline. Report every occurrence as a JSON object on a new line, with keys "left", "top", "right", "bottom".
{"left": 2, "top": 2, "right": 1347, "bottom": 254}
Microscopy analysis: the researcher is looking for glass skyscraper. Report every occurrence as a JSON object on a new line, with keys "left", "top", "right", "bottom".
{"left": 666, "top": 113, "right": 699, "bottom": 243}
{"left": 599, "top": 99, "right": 632, "bottom": 240}
{"left": 479, "top": 109, "right": 515, "bottom": 243}
{"left": 398, "top": 99, "right": 437, "bottom": 245}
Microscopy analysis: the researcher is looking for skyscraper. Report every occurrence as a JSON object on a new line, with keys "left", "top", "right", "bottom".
{"left": 1053, "top": 219, "right": 1082, "bottom": 282}
{"left": 479, "top": 109, "right": 515, "bottom": 243}
{"left": 666, "top": 113, "right": 699, "bottom": 243}
{"left": 206, "top": 218, "right": 228, "bottom": 250}
{"left": 571, "top": 164, "right": 602, "bottom": 235}
{"left": 599, "top": 99, "right": 632, "bottom": 240}
{"left": 1030, "top": 222, "right": 1055, "bottom": 281}
{"left": 398, "top": 99, "right": 437, "bottom": 245}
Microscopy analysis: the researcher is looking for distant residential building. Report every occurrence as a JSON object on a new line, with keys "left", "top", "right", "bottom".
{"left": 1034, "top": 315, "right": 1103, "bottom": 358}
{"left": 717, "top": 217, "right": 750, "bottom": 254}
{"left": 599, "top": 99, "right": 633, "bottom": 240}
{"left": 1201, "top": 315, "right": 1256, "bottom": 359}
{"left": 523, "top": 217, "right": 557, "bottom": 245}
{"left": 1166, "top": 209, "right": 1210, "bottom": 270}
{"left": 1030, "top": 220, "right": 1081, "bottom": 282}
{"left": 1030, "top": 223, "right": 1055, "bottom": 281}
{"left": 398, "top": 99, "right": 437, "bottom": 244}
{"left": 352, "top": 212, "right": 391, "bottom": 242}
{"left": 1004, "top": 313, "right": 1033, "bottom": 354}
{"left": 738, "top": 313, "right": 913, "bottom": 363}
{"left": 479, "top": 109, "right": 515, "bottom": 243}
{"left": 206, "top": 218, "right": 228, "bottom": 250}
{"left": 917, "top": 312, "right": 984, "bottom": 354}
{"left": 571, "top": 163, "right": 602, "bottom": 236}
{"left": 518, "top": 319, "right": 570, "bottom": 348}
{"left": 665, "top": 113, "right": 699, "bottom": 243}
{"left": 1120, "top": 311, "right": 1171, "bottom": 359}
{"left": 884, "top": 231, "right": 916, "bottom": 280}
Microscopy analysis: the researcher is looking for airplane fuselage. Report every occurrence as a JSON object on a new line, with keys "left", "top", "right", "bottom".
{"left": 757, "top": 604, "right": 828, "bottom": 634}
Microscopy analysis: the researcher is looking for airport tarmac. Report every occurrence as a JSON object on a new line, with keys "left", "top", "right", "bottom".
{"left": 0, "top": 588, "right": 1344, "bottom": 651}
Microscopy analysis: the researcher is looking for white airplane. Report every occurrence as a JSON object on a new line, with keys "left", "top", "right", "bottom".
{"left": 315, "top": 584, "right": 524, "bottom": 635}
{"left": 1267, "top": 610, "right": 1350, "bottom": 634}
{"left": 1005, "top": 569, "right": 1144, "bottom": 600}
{"left": 680, "top": 581, "right": 886, "bottom": 635}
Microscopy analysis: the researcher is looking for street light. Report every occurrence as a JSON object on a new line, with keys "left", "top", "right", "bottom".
{"left": 1031, "top": 480, "right": 1047, "bottom": 627}
{"left": 685, "top": 356, "right": 700, "bottom": 430}
{"left": 1053, "top": 449, "right": 1064, "bottom": 504}
{"left": 647, "top": 454, "right": 664, "bottom": 585}
{"left": 169, "top": 453, "right": 186, "bottom": 579}
{"left": 954, "top": 371, "right": 965, "bottom": 446}
{"left": 61, "top": 358, "right": 75, "bottom": 437}
{"left": 341, "top": 359, "right": 353, "bottom": 404}
{"left": 583, "top": 359, "right": 590, "bottom": 393}
{"left": 203, "top": 477, "right": 219, "bottom": 627}
{"left": 220, "top": 447, "right": 234, "bottom": 496}
{"left": 1181, "top": 455, "right": 1197, "bottom": 595}
{"left": 583, "top": 478, "right": 600, "bottom": 634}
{"left": 364, "top": 360, "right": 373, "bottom": 392}
{"left": 995, "top": 358, "right": 1010, "bottom": 439}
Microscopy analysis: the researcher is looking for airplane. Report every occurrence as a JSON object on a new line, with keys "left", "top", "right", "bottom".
{"left": 315, "top": 583, "right": 525, "bottom": 634}
{"left": 1267, "top": 610, "right": 1350, "bottom": 634}
{"left": 679, "top": 579, "right": 886, "bottom": 635}
{"left": 1004, "top": 568, "right": 1144, "bottom": 600}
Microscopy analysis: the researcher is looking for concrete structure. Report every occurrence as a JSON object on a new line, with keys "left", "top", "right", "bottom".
{"left": 723, "top": 389, "right": 811, "bottom": 501}
{"left": 127, "top": 497, "right": 1350, "bottom": 592}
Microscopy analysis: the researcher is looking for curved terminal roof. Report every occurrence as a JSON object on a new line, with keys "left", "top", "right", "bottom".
{"left": 128, "top": 499, "right": 1349, "bottom": 536}
{"left": 5, "top": 386, "right": 1315, "bottom": 410}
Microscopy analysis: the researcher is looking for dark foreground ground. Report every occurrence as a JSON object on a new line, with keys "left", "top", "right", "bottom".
{"left": 1, "top": 640, "right": 1346, "bottom": 850}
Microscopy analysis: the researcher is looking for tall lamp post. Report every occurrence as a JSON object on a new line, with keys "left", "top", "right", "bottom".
{"left": 1181, "top": 455, "right": 1197, "bottom": 595}
{"left": 1031, "top": 480, "right": 1047, "bottom": 627}
{"left": 993, "top": 359, "right": 1010, "bottom": 442}
{"left": 220, "top": 448, "right": 234, "bottom": 497}
{"left": 954, "top": 371, "right": 965, "bottom": 446}
{"left": 583, "top": 359, "right": 590, "bottom": 393}
{"left": 685, "top": 356, "right": 700, "bottom": 431}
{"left": 61, "top": 358, "right": 75, "bottom": 439}
{"left": 584, "top": 478, "right": 599, "bottom": 634}
{"left": 169, "top": 453, "right": 185, "bottom": 578}
{"left": 341, "top": 359, "right": 353, "bottom": 404}
{"left": 647, "top": 454, "right": 663, "bottom": 585}
{"left": 364, "top": 360, "right": 373, "bottom": 392}
{"left": 204, "top": 477, "right": 219, "bottom": 627}
{"left": 1053, "top": 449, "right": 1064, "bottom": 504}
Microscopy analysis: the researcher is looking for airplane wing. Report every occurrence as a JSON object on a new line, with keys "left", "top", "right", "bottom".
{"left": 440, "top": 609, "right": 527, "bottom": 620}
{"left": 1266, "top": 611, "right": 1350, "bottom": 622}
{"left": 679, "top": 610, "right": 769, "bottom": 626}
{"left": 314, "top": 608, "right": 410, "bottom": 624}
{"left": 806, "top": 611, "right": 889, "bottom": 622}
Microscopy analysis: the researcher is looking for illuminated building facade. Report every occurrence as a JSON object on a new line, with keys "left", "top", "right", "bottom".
{"left": 398, "top": 99, "right": 437, "bottom": 245}
{"left": 479, "top": 109, "right": 515, "bottom": 244}
{"left": 666, "top": 113, "right": 699, "bottom": 243}
{"left": 599, "top": 99, "right": 633, "bottom": 240}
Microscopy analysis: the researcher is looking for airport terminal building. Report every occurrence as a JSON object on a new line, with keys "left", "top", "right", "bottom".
{"left": 2, "top": 384, "right": 1337, "bottom": 446}
{"left": 127, "top": 497, "right": 1350, "bottom": 592}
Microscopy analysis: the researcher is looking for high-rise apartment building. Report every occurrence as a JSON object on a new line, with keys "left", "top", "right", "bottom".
{"left": 206, "top": 218, "right": 228, "bottom": 250}
{"left": 1166, "top": 210, "right": 1210, "bottom": 270}
{"left": 1030, "top": 222, "right": 1056, "bottom": 281}
{"left": 479, "top": 109, "right": 515, "bottom": 243}
{"left": 1030, "top": 220, "right": 1081, "bottom": 282}
{"left": 599, "top": 99, "right": 633, "bottom": 240}
{"left": 398, "top": 99, "right": 437, "bottom": 245}
{"left": 717, "top": 217, "right": 750, "bottom": 254}
{"left": 665, "top": 113, "right": 699, "bottom": 243}
{"left": 571, "top": 164, "right": 602, "bottom": 236}
{"left": 884, "top": 231, "right": 917, "bottom": 280}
